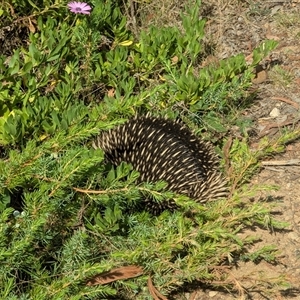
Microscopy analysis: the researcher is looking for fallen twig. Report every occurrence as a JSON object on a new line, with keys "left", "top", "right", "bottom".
{"left": 271, "top": 97, "right": 299, "bottom": 110}
{"left": 258, "top": 118, "right": 300, "bottom": 137}
{"left": 261, "top": 159, "right": 300, "bottom": 166}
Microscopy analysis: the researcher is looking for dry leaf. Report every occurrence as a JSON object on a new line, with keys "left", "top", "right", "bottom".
{"left": 245, "top": 53, "right": 253, "bottom": 64}
{"left": 252, "top": 70, "right": 267, "bottom": 84}
{"left": 265, "top": 34, "right": 280, "bottom": 41}
{"left": 107, "top": 88, "right": 115, "bottom": 98}
{"left": 171, "top": 56, "right": 178, "bottom": 64}
{"left": 147, "top": 277, "right": 168, "bottom": 300}
{"left": 86, "top": 265, "right": 143, "bottom": 286}
{"left": 28, "top": 18, "right": 36, "bottom": 33}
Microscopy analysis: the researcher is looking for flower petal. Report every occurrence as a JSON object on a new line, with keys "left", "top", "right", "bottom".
{"left": 67, "top": 2, "right": 92, "bottom": 14}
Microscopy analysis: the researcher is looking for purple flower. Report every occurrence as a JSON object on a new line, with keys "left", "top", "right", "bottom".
{"left": 67, "top": 1, "right": 92, "bottom": 14}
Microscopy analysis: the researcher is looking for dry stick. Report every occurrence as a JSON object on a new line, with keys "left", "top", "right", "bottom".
{"left": 271, "top": 97, "right": 300, "bottom": 109}
{"left": 73, "top": 186, "right": 165, "bottom": 198}
{"left": 129, "top": 0, "right": 138, "bottom": 36}
{"left": 261, "top": 159, "right": 300, "bottom": 166}
{"left": 73, "top": 186, "right": 128, "bottom": 194}
{"left": 258, "top": 118, "right": 300, "bottom": 138}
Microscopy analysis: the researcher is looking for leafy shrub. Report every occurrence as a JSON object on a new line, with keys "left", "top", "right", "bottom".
{"left": 0, "top": 0, "right": 283, "bottom": 299}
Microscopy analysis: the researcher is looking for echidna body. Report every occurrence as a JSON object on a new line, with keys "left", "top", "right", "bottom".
{"left": 94, "top": 116, "right": 227, "bottom": 210}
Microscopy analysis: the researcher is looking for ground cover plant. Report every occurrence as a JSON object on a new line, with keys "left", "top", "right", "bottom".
{"left": 0, "top": 0, "right": 297, "bottom": 299}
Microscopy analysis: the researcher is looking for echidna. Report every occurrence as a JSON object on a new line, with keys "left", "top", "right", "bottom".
{"left": 93, "top": 115, "right": 227, "bottom": 213}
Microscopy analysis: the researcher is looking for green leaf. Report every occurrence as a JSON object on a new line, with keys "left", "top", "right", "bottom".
{"left": 204, "top": 115, "right": 227, "bottom": 133}
{"left": 47, "top": 54, "right": 60, "bottom": 62}
{"left": 28, "top": 43, "right": 41, "bottom": 64}
{"left": 252, "top": 40, "right": 278, "bottom": 66}
{"left": 23, "top": 61, "right": 33, "bottom": 73}
{"left": 51, "top": 111, "right": 60, "bottom": 127}
{"left": 107, "top": 168, "right": 116, "bottom": 183}
{"left": 27, "top": 0, "right": 39, "bottom": 9}
{"left": 8, "top": 50, "right": 20, "bottom": 75}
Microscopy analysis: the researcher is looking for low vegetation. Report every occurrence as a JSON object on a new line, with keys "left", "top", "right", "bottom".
{"left": 0, "top": 0, "right": 297, "bottom": 298}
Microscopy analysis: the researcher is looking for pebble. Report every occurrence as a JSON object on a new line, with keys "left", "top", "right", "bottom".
{"left": 208, "top": 291, "right": 219, "bottom": 297}
{"left": 270, "top": 107, "right": 280, "bottom": 118}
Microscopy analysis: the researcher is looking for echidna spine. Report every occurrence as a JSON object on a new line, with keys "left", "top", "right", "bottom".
{"left": 94, "top": 115, "right": 227, "bottom": 210}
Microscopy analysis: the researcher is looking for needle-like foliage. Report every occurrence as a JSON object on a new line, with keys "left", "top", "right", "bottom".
{"left": 0, "top": 0, "right": 292, "bottom": 299}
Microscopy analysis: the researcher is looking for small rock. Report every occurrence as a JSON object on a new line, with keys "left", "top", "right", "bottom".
{"left": 270, "top": 107, "right": 280, "bottom": 118}
{"left": 271, "top": 6, "right": 281, "bottom": 16}
{"left": 208, "top": 291, "right": 218, "bottom": 297}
